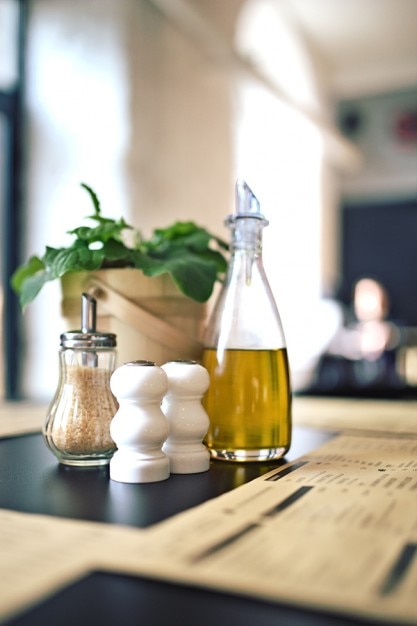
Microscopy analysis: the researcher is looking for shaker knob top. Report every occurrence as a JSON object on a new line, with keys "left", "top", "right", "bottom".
{"left": 161, "top": 360, "right": 210, "bottom": 396}
{"left": 110, "top": 361, "right": 168, "bottom": 401}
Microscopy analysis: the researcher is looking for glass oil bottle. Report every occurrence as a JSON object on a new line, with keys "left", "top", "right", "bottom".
{"left": 202, "top": 180, "right": 292, "bottom": 462}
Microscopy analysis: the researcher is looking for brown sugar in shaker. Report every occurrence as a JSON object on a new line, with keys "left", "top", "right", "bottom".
{"left": 43, "top": 293, "right": 117, "bottom": 466}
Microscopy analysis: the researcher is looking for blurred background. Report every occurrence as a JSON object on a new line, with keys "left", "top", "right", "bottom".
{"left": 1, "top": 0, "right": 416, "bottom": 401}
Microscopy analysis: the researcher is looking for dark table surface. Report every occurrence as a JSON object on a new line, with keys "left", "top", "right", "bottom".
{"left": 0, "top": 426, "right": 391, "bottom": 626}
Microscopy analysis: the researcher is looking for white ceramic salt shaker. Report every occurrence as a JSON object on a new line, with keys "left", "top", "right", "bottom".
{"left": 161, "top": 360, "right": 210, "bottom": 474}
{"left": 109, "top": 360, "right": 170, "bottom": 483}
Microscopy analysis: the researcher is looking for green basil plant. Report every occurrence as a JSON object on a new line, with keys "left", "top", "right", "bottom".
{"left": 11, "top": 183, "right": 229, "bottom": 309}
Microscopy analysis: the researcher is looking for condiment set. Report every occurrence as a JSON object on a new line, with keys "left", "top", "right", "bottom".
{"left": 43, "top": 180, "right": 292, "bottom": 480}
{"left": 44, "top": 294, "right": 211, "bottom": 481}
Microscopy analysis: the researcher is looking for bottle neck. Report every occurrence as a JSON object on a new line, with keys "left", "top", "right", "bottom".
{"left": 228, "top": 216, "right": 266, "bottom": 255}
{"left": 225, "top": 217, "right": 268, "bottom": 288}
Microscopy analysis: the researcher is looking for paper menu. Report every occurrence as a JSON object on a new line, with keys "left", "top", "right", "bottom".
{"left": 0, "top": 509, "right": 147, "bottom": 623}
{"left": 106, "top": 433, "right": 417, "bottom": 624}
{"left": 0, "top": 403, "right": 45, "bottom": 438}
{"left": 1, "top": 432, "right": 416, "bottom": 624}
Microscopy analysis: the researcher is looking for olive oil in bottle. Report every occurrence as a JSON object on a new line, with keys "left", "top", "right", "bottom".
{"left": 202, "top": 180, "right": 292, "bottom": 461}
{"left": 202, "top": 348, "right": 291, "bottom": 460}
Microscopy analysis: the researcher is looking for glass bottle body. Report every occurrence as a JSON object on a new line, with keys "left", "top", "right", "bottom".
{"left": 43, "top": 346, "right": 118, "bottom": 466}
{"left": 202, "top": 214, "right": 292, "bottom": 462}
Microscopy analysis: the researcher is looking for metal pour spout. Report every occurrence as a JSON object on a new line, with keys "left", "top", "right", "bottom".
{"left": 81, "top": 293, "right": 98, "bottom": 367}
{"left": 81, "top": 293, "right": 97, "bottom": 334}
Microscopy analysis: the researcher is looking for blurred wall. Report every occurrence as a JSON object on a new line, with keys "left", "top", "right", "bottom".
{"left": 20, "top": 0, "right": 344, "bottom": 399}
{"left": 22, "top": 0, "right": 234, "bottom": 398}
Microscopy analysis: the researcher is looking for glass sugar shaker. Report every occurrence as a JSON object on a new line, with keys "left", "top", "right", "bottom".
{"left": 202, "top": 180, "right": 292, "bottom": 462}
{"left": 43, "top": 292, "right": 118, "bottom": 466}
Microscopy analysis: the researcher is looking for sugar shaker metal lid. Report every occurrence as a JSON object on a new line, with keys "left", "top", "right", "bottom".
{"left": 60, "top": 331, "right": 116, "bottom": 348}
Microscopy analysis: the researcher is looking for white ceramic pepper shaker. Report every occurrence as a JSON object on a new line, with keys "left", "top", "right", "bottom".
{"left": 161, "top": 359, "right": 210, "bottom": 474}
{"left": 109, "top": 360, "right": 170, "bottom": 483}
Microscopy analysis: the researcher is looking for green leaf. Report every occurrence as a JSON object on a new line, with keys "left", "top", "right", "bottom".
{"left": 195, "top": 249, "right": 228, "bottom": 274}
{"left": 43, "top": 246, "right": 63, "bottom": 266}
{"left": 139, "top": 250, "right": 219, "bottom": 302}
{"left": 166, "top": 256, "right": 219, "bottom": 302}
{"left": 147, "top": 223, "right": 208, "bottom": 251}
{"left": 11, "top": 255, "right": 45, "bottom": 293}
{"left": 101, "top": 239, "right": 134, "bottom": 262}
{"left": 129, "top": 250, "right": 166, "bottom": 274}
{"left": 152, "top": 221, "right": 198, "bottom": 241}
{"left": 50, "top": 246, "right": 103, "bottom": 277}
{"left": 68, "top": 219, "right": 132, "bottom": 244}
{"left": 80, "top": 182, "right": 101, "bottom": 216}
{"left": 17, "top": 270, "right": 53, "bottom": 310}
